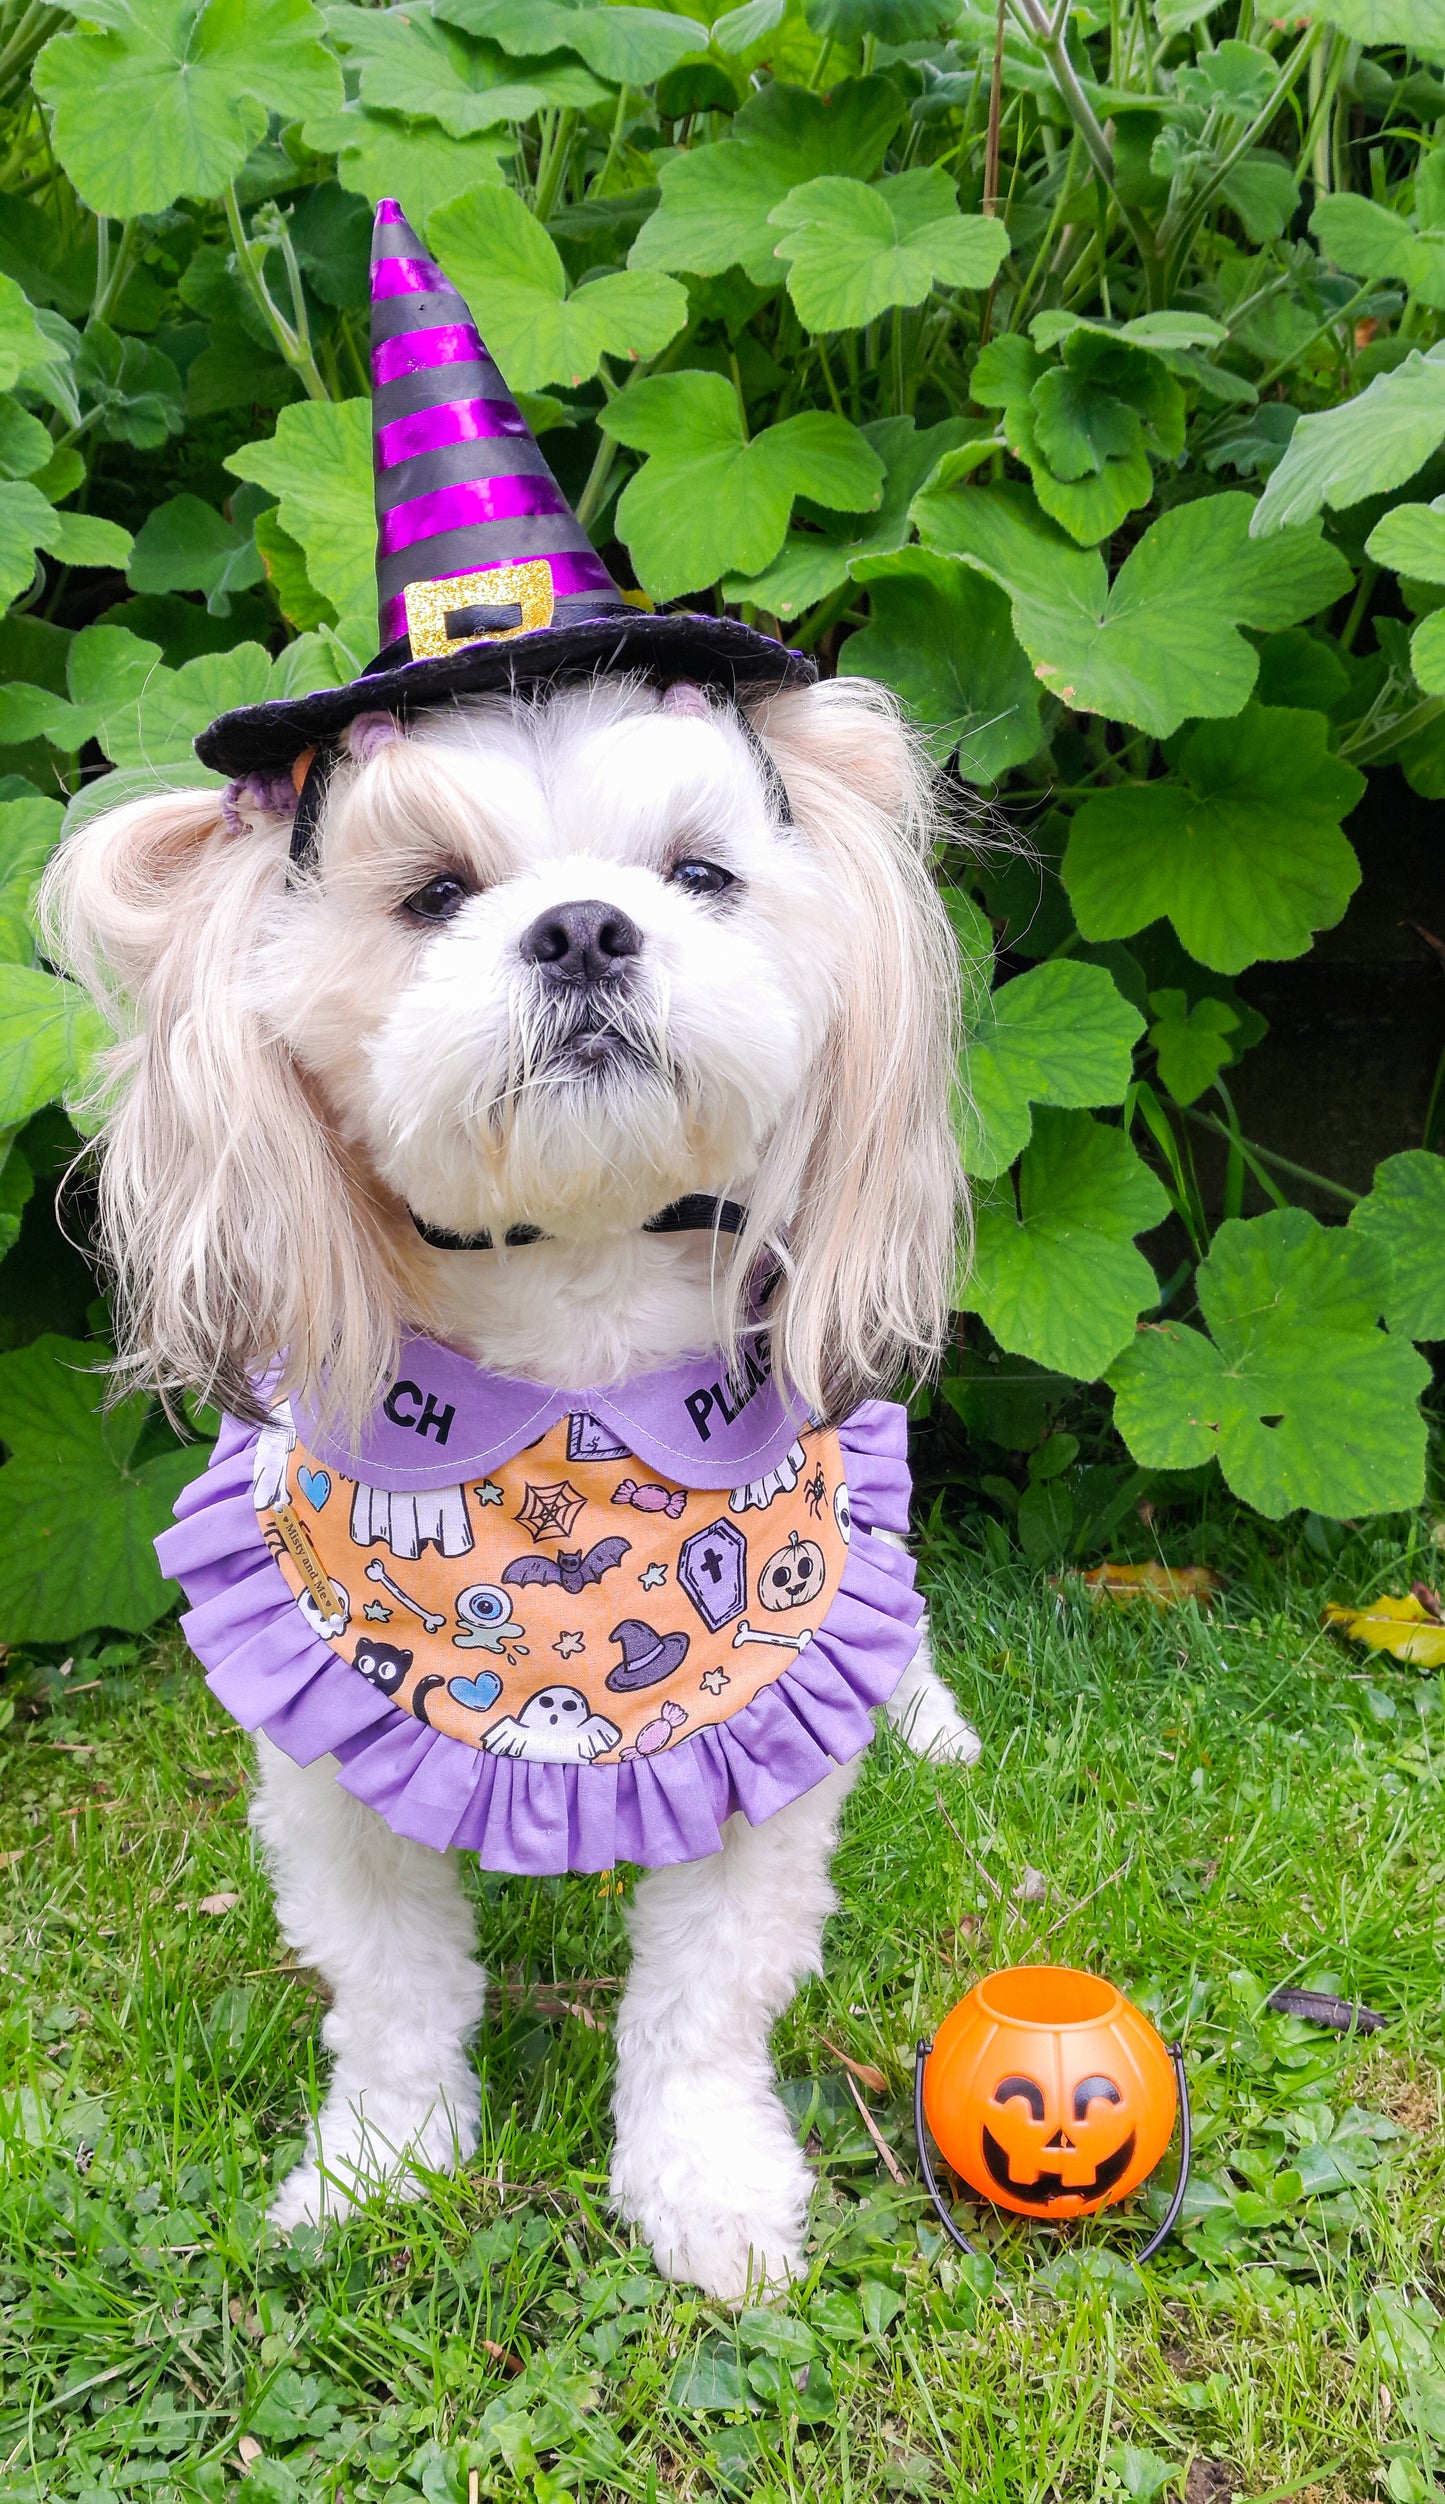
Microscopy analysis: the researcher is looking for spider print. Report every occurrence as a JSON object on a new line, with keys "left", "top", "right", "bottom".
{"left": 803, "top": 1463, "right": 827, "bottom": 1519}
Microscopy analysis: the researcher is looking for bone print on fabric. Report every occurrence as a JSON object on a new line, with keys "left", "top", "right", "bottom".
{"left": 254, "top": 1411, "right": 848, "bottom": 1764}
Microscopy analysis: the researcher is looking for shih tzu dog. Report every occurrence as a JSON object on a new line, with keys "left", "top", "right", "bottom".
{"left": 39, "top": 203, "right": 979, "bottom": 2305}
{"left": 45, "top": 674, "right": 978, "bottom": 2299}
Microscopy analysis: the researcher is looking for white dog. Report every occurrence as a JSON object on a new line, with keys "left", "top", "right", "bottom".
{"left": 44, "top": 671, "right": 979, "bottom": 2301}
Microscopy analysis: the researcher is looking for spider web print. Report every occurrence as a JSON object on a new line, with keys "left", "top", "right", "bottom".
{"left": 515, "top": 1479, "right": 586, "bottom": 1542}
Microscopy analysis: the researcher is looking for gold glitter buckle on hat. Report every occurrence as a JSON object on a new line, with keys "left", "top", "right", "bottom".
{"left": 404, "top": 559, "right": 555, "bottom": 659}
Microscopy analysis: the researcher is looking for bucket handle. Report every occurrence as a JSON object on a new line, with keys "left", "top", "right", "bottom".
{"left": 912, "top": 2037, "right": 1192, "bottom": 2272}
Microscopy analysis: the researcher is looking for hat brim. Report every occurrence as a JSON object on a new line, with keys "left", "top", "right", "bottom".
{"left": 196, "top": 608, "right": 817, "bottom": 777}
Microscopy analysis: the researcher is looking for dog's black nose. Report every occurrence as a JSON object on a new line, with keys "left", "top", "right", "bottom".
{"left": 519, "top": 899, "right": 642, "bottom": 983}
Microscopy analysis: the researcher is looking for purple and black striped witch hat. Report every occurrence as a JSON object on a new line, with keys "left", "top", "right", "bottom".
{"left": 198, "top": 201, "right": 813, "bottom": 780}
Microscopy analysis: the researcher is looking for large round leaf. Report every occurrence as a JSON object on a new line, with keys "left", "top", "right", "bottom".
{"left": 34, "top": 0, "right": 342, "bottom": 220}
{"left": 963, "top": 1110, "right": 1168, "bottom": 1378}
{"left": 1063, "top": 705, "right": 1365, "bottom": 975}
{"left": 1108, "top": 1210, "right": 1429, "bottom": 1518}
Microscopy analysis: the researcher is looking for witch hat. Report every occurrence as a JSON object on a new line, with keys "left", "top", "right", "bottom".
{"left": 197, "top": 200, "right": 813, "bottom": 782}
{"left": 604, "top": 1617, "right": 691, "bottom": 1692}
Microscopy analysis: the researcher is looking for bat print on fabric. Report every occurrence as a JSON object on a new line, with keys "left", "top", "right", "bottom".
{"left": 501, "top": 1536, "right": 629, "bottom": 1594}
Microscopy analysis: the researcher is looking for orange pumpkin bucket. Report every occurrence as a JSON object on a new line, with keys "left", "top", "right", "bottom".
{"left": 914, "top": 1965, "right": 1191, "bottom": 2267}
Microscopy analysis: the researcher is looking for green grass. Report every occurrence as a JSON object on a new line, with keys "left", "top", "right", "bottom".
{"left": 2, "top": 1508, "right": 1444, "bottom": 2504}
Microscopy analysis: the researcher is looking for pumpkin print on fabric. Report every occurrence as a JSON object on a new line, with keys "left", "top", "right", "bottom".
{"left": 254, "top": 1409, "right": 848, "bottom": 1766}
{"left": 922, "top": 1966, "right": 1177, "bottom": 2219}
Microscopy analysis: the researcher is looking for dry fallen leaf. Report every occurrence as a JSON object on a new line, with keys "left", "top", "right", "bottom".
{"left": 821, "top": 2033, "right": 888, "bottom": 2095}
{"left": 1065, "top": 1562, "right": 1223, "bottom": 1609}
{"left": 1323, "top": 1591, "right": 1445, "bottom": 1669}
{"left": 237, "top": 2435, "right": 263, "bottom": 2468}
{"left": 197, "top": 1892, "right": 241, "bottom": 1916}
{"left": 1013, "top": 1865, "right": 1048, "bottom": 1903}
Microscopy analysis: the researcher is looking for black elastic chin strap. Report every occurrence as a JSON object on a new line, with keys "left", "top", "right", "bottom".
{"left": 411, "top": 1193, "right": 748, "bottom": 1254}
{"left": 732, "top": 706, "right": 793, "bottom": 826}
{"left": 288, "top": 746, "right": 336, "bottom": 878}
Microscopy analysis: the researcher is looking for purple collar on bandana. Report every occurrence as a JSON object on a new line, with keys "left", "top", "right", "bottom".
{"left": 294, "top": 1331, "right": 811, "bottom": 1493}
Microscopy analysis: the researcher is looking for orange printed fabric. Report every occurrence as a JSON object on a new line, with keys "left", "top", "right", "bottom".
{"left": 255, "top": 1412, "right": 850, "bottom": 1766}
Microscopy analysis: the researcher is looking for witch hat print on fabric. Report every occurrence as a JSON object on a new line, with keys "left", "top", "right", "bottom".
{"left": 198, "top": 200, "right": 814, "bottom": 779}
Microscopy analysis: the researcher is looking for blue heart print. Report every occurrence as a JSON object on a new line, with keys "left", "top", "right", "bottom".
{"left": 297, "top": 1466, "right": 331, "bottom": 1510}
{"left": 448, "top": 1671, "right": 503, "bottom": 1713}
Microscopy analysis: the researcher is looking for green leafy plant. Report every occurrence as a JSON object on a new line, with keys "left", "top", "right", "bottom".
{"left": 0, "top": 0, "right": 1440, "bottom": 1640}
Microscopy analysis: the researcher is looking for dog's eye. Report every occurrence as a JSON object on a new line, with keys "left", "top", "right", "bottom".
{"left": 404, "top": 874, "right": 472, "bottom": 923}
{"left": 668, "top": 859, "right": 736, "bottom": 900}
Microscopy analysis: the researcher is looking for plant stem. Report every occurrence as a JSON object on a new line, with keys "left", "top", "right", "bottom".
{"left": 1011, "top": 132, "right": 1081, "bottom": 332}
{"left": 984, "top": 0, "right": 1007, "bottom": 217}
{"left": 534, "top": 109, "right": 578, "bottom": 224}
{"left": 1186, "top": 1107, "right": 1362, "bottom": 1205}
{"left": 1163, "top": 20, "right": 1324, "bottom": 268}
{"left": 223, "top": 185, "right": 329, "bottom": 401}
{"left": 589, "top": 88, "right": 629, "bottom": 201}
{"left": 1342, "top": 688, "right": 1445, "bottom": 767}
{"left": 575, "top": 428, "right": 621, "bottom": 534}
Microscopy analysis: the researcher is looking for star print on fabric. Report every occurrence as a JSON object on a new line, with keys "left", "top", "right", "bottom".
{"left": 639, "top": 1561, "right": 668, "bottom": 1591}
{"left": 363, "top": 1600, "right": 392, "bottom": 1622}
{"left": 473, "top": 1479, "right": 504, "bottom": 1507}
{"left": 553, "top": 1631, "right": 586, "bottom": 1660}
{"left": 516, "top": 1478, "right": 586, "bottom": 1542}
{"left": 700, "top": 1667, "right": 730, "bottom": 1696}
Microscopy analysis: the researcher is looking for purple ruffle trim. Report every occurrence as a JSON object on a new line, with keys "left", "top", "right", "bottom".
{"left": 156, "top": 1404, "right": 921, "bottom": 1873}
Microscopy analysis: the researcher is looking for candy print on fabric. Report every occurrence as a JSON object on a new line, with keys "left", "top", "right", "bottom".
{"left": 252, "top": 1408, "right": 847, "bottom": 1763}
{"left": 613, "top": 1477, "right": 686, "bottom": 1518}
{"left": 678, "top": 1519, "right": 748, "bottom": 1632}
{"left": 623, "top": 1701, "right": 688, "bottom": 1759}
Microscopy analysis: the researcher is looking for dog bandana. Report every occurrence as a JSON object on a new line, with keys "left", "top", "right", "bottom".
{"left": 159, "top": 1331, "right": 924, "bottom": 1871}
{"left": 253, "top": 1382, "right": 848, "bottom": 1769}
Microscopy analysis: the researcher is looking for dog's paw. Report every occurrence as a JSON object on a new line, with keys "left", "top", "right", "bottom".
{"left": 612, "top": 2081, "right": 811, "bottom": 2301}
{"left": 270, "top": 2090, "right": 478, "bottom": 2230}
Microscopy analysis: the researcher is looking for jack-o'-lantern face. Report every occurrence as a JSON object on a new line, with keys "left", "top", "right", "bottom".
{"left": 921, "top": 1965, "right": 1178, "bottom": 2222}
{"left": 982, "top": 2071, "right": 1134, "bottom": 2206}
{"left": 759, "top": 1530, "right": 826, "bottom": 1611}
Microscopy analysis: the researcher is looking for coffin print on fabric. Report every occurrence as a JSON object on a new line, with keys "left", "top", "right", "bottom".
{"left": 254, "top": 1409, "right": 848, "bottom": 1765}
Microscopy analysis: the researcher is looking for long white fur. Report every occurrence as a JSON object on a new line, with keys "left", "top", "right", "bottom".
{"left": 42, "top": 671, "right": 980, "bottom": 2301}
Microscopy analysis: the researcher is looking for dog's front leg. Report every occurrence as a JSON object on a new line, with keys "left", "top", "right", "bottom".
{"left": 250, "top": 1736, "right": 487, "bottom": 2227}
{"left": 610, "top": 1759, "right": 858, "bottom": 2302}
{"left": 882, "top": 1618, "right": 982, "bottom": 1765}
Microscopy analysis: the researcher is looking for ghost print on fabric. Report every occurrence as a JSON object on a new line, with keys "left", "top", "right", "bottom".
{"left": 254, "top": 1411, "right": 848, "bottom": 1764}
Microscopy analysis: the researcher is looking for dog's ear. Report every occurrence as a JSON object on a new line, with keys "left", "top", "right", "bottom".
{"left": 39, "top": 784, "right": 400, "bottom": 1424}
{"left": 738, "top": 677, "right": 966, "bottom": 1418}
